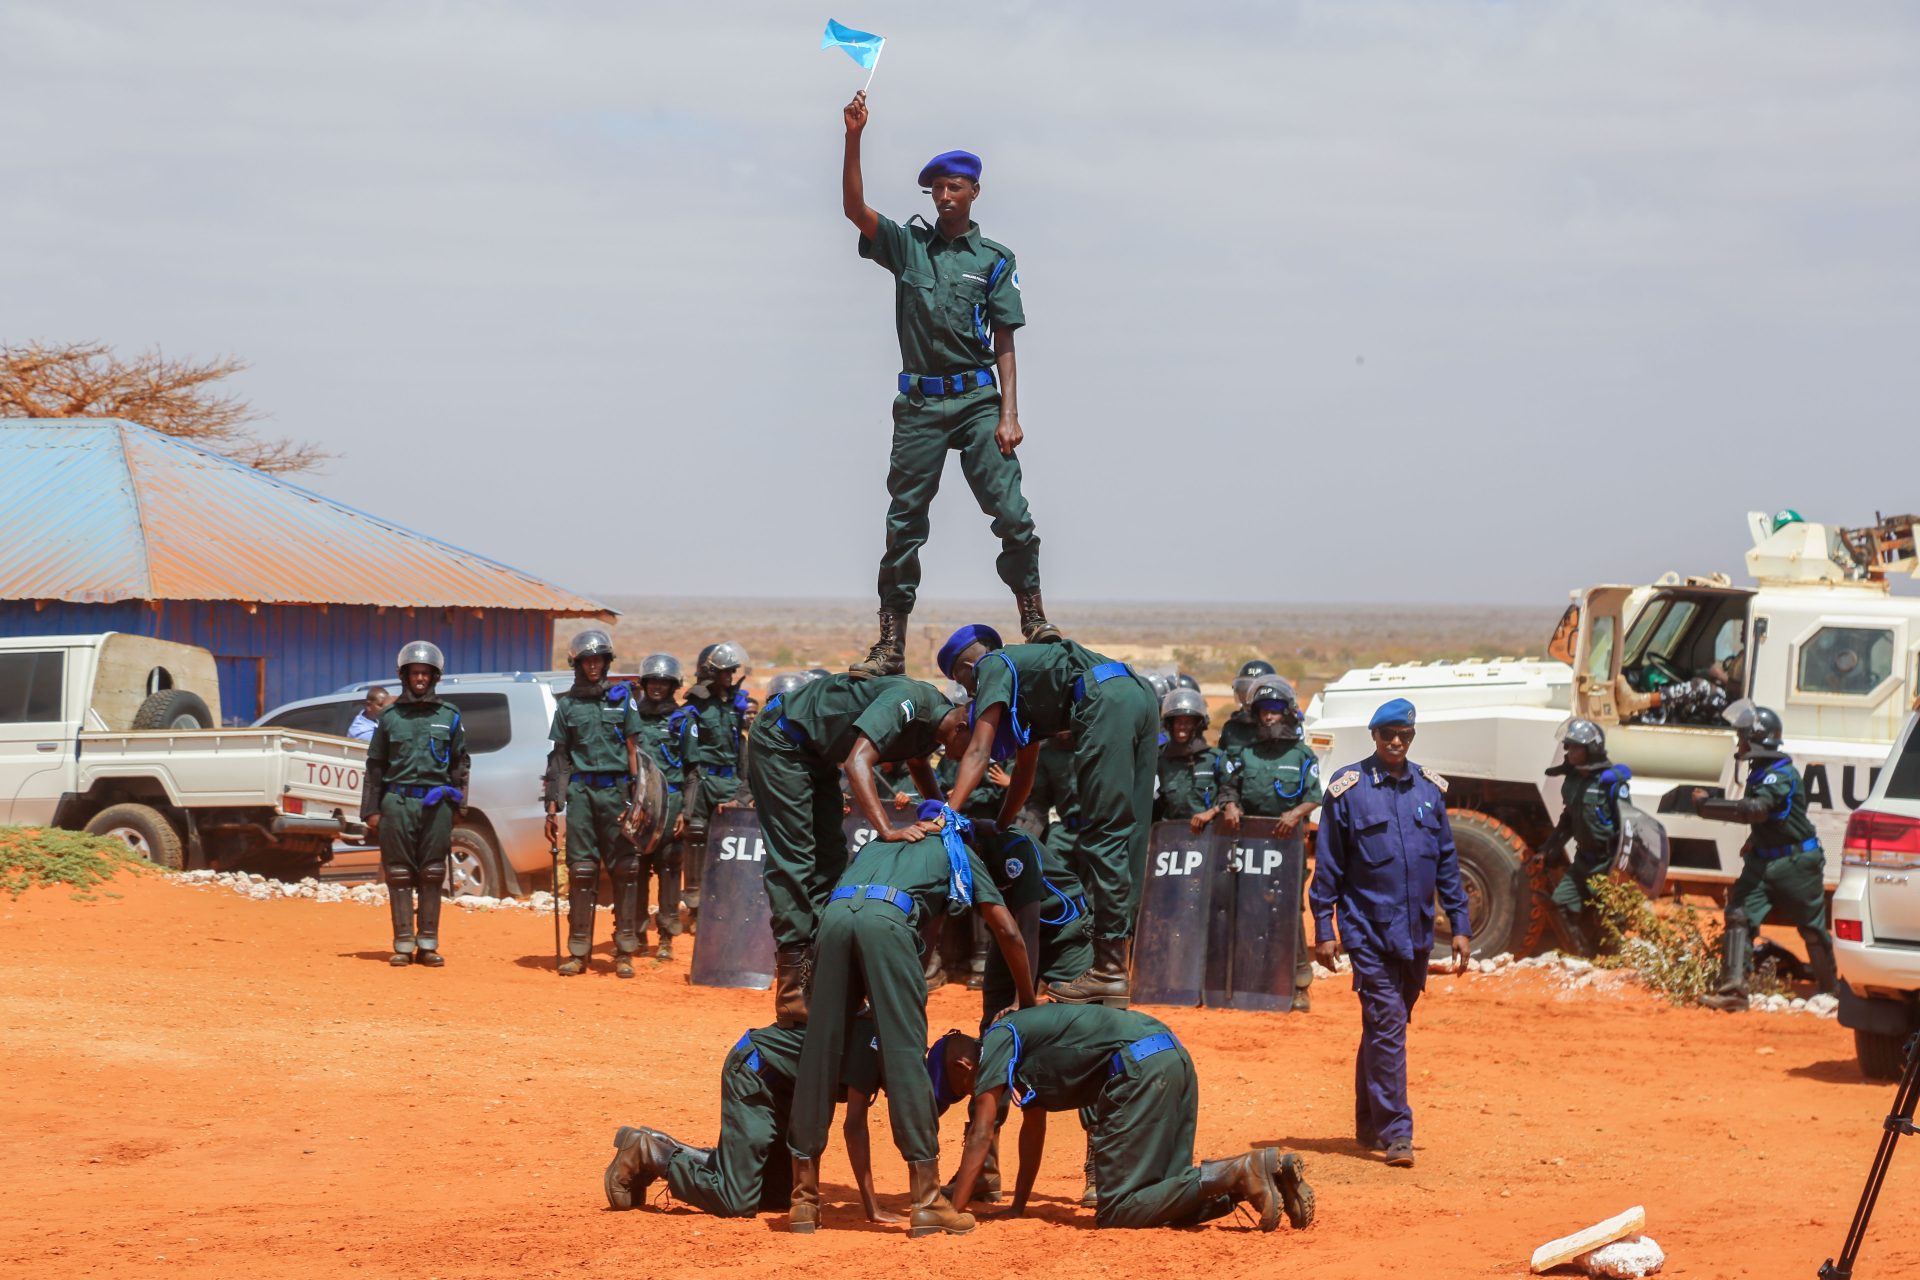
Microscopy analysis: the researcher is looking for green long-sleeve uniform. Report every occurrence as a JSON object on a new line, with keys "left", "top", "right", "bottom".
{"left": 1216, "top": 709, "right": 1257, "bottom": 756}
{"left": 977, "top": 1004, "right": 1231, "bottom": 1229}
{"left": 859, "top": 212, "right": 1038, "bottom": 614}
{"left": 1724, "top": 757, "right": 1828, "bottom": 930}
{"left": 360, "top": 694, "right": 471, "bottom": 870}
{"left": 973, "top": 641, "right": 1159, "bottom": 943}
{"left": 680, "top": 684, "right": 746, "bottom": 821}
{"left": 1221, "top": 737, "right": 1322, "bottom": 993}
{"left": 545, "top": 683, "right": 641, "bottom": 863}
{"left": 746, "top": 674, "right": 953, "bottom": 949}
{"left": 1547, "top": 764, "right": 1629, "bottom": 913}
{"left": 788, "top": 832, "right": 1003, "bottom": 1166}
{"left": 664, "top": 1020, "right": 879, "bottom": 1217}
{"left": 1155, "top": 744, "right": 1225, "bottom": 821}
{"left": 632, "top": 699, "right": 687, "bottom": 934}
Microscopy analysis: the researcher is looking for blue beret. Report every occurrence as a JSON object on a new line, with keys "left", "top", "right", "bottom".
{"left": 918, "top": 150, "right": 982, "bottom": 188}
{"left": 1370, "top": 698, "right": 1417, "bottom": 729}
{"left": 937, "top": 624, "right": 1003, "bottom": 678}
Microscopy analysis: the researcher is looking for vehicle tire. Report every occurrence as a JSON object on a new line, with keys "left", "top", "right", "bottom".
{"left": 1436, "top": 810, "right": 1530, "bottom": 961}
{"left": 446, "top": 823, "right": 505, "bottom": 900}
{"left": 132, "top": 689, "right": 214, "bottom": 731}
{"left": 1855, "top": 1028, "right": 1909, "bottom": 1081}
{"left": 84, "top": 803, "right": 185, "bottom": 871}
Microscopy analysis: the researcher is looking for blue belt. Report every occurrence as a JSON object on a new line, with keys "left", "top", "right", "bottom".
{"left": 697, "top": 765, "right": 737, "bottom": 778}
{"left": 1751, "top": 836, "right": 1820, "bottom": 861}
{"left": 828, "top": 883, "right": 915, "bottom": 916}
{"left": 1063, "top": 815, "right": 1086, "bottom": 833}
{"left": 571, "top": 771, "right": 630, "bottom": 789}
{"left": 1109, "top": 1032, "right": 1179, "bottom": 1077}
{"left": 1072, "top": 662, "right": 1136, "bottom": 703}
{"left": 732, "top": 1031, "right": 764, "bottom": 1075}
{"left": 766, "top": 694, "right": 809, "bottom": 747}
{"left": 387, "top": 784, "right": 458, "bottom": 802}
{"left": 664, "top": 780, "right": 681, "bottom": 794}
{"left": 899, "top": 368, "right": 994, "bottom": 398}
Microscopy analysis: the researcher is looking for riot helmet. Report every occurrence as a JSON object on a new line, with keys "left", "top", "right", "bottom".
{"left": 1172, "top": 673, "right": 1201, "bottom": 693}
{"left": 806, "top": 666, "right": 833, "bottom": 682}
{"left": 764, "top": 672, "right": 808, "bottom": 702}
{"left": 1562, "top": 718, "right": 1607, "bottom": 757}
{"left": 1248, "top": 678, "right": 1302, "bottom": 741}
{"left": 568, "top": 629, "right": 615, "bottom": 668}
{"left": 702, "top": 640, "right": 749, "bottom": 673}
{"left": 1160, "top": 687, "right": 1210, "bottom": 728}
{"left": 1146, "top": 671, "right": 1173, "bottom": 702}
{"left": 1233, "top": 659, "right": 1278, "bottom": 706}
{"left": 395, "top": 640, "right": 444, "bottom": 679}
{"left": 1724, "top": 699, "right": 1785, "bottom": 759}
{"left": 638, "top": 652, "right": 683, "bottom": 687}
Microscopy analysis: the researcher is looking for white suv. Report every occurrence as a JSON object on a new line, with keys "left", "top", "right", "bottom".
{"left": 1831, "top": 709, "right": 1920, "bottom": 1079}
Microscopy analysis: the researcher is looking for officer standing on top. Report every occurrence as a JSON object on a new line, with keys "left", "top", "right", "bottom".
{"left": 545, "top": 630, "right": 646, "bottom": 977}
{"left": 1693, "top": 702, "right": 1837, "bottom": 1011}
{"left": 1543, "top": 719, "right": 1631, "bottom": 958}
{"left": 361, "top": 641, "right": 469, "bottom": 967}
{"left": 632, "top": 653, "right": 690, "bottom": 961}
{"left": 839, "top": 89, "right": 1055, "bottom": 679}
{"left": 677, "top": 641, "right": 750, "bottom": 925}
{"left": 745, "top": 670, "right": 968, "bottom": 1025}
{"left": 1218, "top": 659, "right": 1277, "bottom": 755}
{"left": 1154, "top": 687, "right": 1225, "bottom": 830}
{"left": 1218, "top": 677, "right": 1321, "bottom": 1011}
{"left": 937, "top": 625, "right": 1160, "bottom": 1006}
{"left": 1311, "top": 698, "right": 1470, "bottom": 1168}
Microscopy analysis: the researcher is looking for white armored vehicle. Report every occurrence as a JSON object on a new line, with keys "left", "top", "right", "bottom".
{"left": 1305, "top": 512, "right": 1920, "bottom": 958}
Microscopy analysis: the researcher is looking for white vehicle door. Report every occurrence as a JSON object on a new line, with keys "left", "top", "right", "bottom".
{"left": 1571, "top": 586, "right": 1635, "bottom": 724}
{"left": 0, "top": 646, "right": 76, "bottom": 823}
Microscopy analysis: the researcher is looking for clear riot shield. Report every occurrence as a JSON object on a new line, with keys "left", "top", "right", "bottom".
{"left": 1219, "top": 817, "right": 1307, "bottom": 1013}
{"left": 1130, "top": 821, "right": 1213, "bottom": 1007}
{"left": 1612, "top": 801, "right": 1671, "bottom": 898}
{"left": 688, "top": 808, "right": 777, "bottom": 990}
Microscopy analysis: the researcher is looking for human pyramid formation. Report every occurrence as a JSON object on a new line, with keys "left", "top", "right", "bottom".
{"left": 362, "top": 92, "right": 1482, "bottom": 1240}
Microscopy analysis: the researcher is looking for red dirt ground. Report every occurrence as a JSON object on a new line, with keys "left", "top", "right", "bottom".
{"left": 4, "top": 870, "right": 1916, "bottom": 1280}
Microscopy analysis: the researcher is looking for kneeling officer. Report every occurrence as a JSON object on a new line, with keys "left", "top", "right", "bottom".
{"left": 361, "top": 641, "right": 470, "bottom": 966}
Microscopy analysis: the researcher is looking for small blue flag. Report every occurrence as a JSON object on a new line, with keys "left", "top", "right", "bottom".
{"left": 822, "top": 18, "right": 885, "bottom": 70}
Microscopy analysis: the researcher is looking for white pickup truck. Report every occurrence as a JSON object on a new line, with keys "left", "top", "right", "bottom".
{"left": 0, "top": 633, "right": 366, "bottom": 875}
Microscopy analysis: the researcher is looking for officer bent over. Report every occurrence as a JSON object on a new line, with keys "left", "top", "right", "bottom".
{"left": 1693, "top": 701, "right": 1837, "bottom": 1011}
{"left": 786, "top": 807, "right": 1036, "bottom": 1238}
{"left": 360, "top": 640, "right": 469, "bottom": 967}
{"left": 631, "top": 653, "right": 690, "bottom": 961}
{"left": 544, "top": 630, "right": 644, "bottom": 977}
{"left": 840, "top": 89, "right": 1054, "bottom": 679}
{"left": 1311, "top": 698, "right": 1470, "bottom": 1168}
{"left": 676, "top": 641, "right": 750, "bottom": 923}
{"left": 1544, "top": 718, "right": 1631, "bottom": 958}
{"left": 940, "top": 624, "right": 1160, "bottom": 1006}
{"left": 1219, "top": 678, "right": 1322, "bottom": 1011}
{"left": 746, "top": 671, "right": 965, "bottom": 1026}
{"left": 945, "top": 1004, "right": 1314, "bottom": 1232}
{"left": 605, "top": 1017, "right": 904, "bottom": 1223}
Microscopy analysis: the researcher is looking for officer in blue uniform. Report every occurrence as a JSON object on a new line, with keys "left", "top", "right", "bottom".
{"left": 1310, "top": 698, "right": 1470, "bottom": 1168}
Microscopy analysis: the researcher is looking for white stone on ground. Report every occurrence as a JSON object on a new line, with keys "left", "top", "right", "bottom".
{"left": 1581, "top": 1234, "right": 1664, "bottom": 1277}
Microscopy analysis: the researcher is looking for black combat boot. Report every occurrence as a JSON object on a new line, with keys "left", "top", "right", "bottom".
{"left": 413, "top": 873, "right": 445, "bottom": 966}
{"left": 849, "top": 608, "right": 909, "bottom": 680}
{"left": 1801, "top": 926, "right": 1838, "bottom": 995}
{"left": 789, "top": 1155, "right": 821, "bottom": 1233}
{"left": 1048, "top": 937, "right": 1130, "bottom": 1006}
{"left": 907, "top": 1159, "right": 975, "bottom": 1238}
{"left": 1554, "top": 904, "right": 1595, "bottom": 959}
{"left": 604, "top": 1126, "right": 676, "bottom": 1210}
{"left": 1195, "top": 1148, "right": 1283, "bottom": 1232}
{"left": 1015, "top": 589, "right": 1060, "bottom": 644}
{"left": 1700, "top": 907, "right": 1752, "bottom": 1012}
{"left": 560, "top": 860, "right": 598, "bottom": 976}
{"left": 386, "top": 872, "right": 416, "bottom": 966}
{"left": 1080, "top": 1142, "right": 1098, "bottom": 1208}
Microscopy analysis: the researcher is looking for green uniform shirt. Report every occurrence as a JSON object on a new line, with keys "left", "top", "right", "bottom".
{"left": 1555, "top": 767, "right": 1626, "bottom": 857}
{"left": 971, "top": 640, "right": 1116, "bottom": 745}
{"left": 833, "top": 832, "right": 1006, "bottom": 928}
{"left": 1223, "top": 739, "right": 1322, "bottom": 817}
{"left": 859, "top": 214, "right": 1024, "bottom": 376}
{"left": 681, "top": 687, "right": 745, "bottom": 770}
{"left": 778, "top": 674, "right": 951, "bottom": 766}
{"left": 548, "top": 687, "right": 641, "bottom": 774}
{"left": 360, "top": 696, "right": 470, "bottom": 818}
{"left": 634, "top": 705, "right": 685, "bottom": 792}
{"left": 1744, "top": 757, "right": 1820, "bottom": 855}
{"left": 976, "top": 1004, "right": 1176, "bottom": 1112}
{"left": 1216, "top": 709, "right": 1257, "bottom": 756}
{"left": 979, "top": 826, "right": 1046, "bottom": 914}
{"left": 1155, "top": 745, "right": 1224, "bottom": 820}
{"left": 746, "top": 1017, "right": 883, "bottom": 1098}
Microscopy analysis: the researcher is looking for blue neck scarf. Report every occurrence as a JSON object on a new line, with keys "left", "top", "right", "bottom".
{"left": 918, "top": 800, "right": 975, "bottom": 907}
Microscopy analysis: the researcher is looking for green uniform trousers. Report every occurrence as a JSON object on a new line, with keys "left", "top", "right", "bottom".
{"left": 1550, "top": 849, "right": 1612, "bottom": 912}
{"left": 879, "top": 385, "right": 1040, "bottom": 614}
{"left": 566, "top": 779, "right": 626, "bottom": 863}
{"left": 983, "top": 907, "right": 1092, "bottom": 1027}
{"left": 745, "top": 735, "right": 849, "bottom": 950}
{"left": 378, "top": 792, "right": 453, "bottom": 876}
{"left": 1071, "top": 675, "right": 1161, "bottom": 942}
{"left": 638, "top": 790, "right": 685, "bottom": 936}
{"left": 1728, "top": 848, "right": 1828, "bottom": 930}
{"left": 1092, "top": 1046, "right": 1229, "bottom": 1229}
{"left": 789, "top": 898, "right": 938, "bottom": 1163}
{"left": 665, "top": 1040, "right": 792, "bottom": 1217}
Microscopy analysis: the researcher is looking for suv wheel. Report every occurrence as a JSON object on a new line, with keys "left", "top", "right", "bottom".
{"left": 1436, "top": 810, "right": 1530, "bottom": 961}
{"left": 446, "top": 823, "right": 505, "bottom": 899}
{"left": 1854, "top": 1027, "right": 1910, "bottom": 1081}
{"left": 85, "top": 803, "right": 186, "bottom": 870}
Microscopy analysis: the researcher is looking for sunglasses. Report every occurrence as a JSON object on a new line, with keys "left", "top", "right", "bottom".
{"left": 1375, "top": 726, "right": 1416, "bottom": 744}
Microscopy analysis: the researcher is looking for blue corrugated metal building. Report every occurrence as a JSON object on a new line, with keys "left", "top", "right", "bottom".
{"left": 1, "top": 419, "right": 614, "bottom": 721}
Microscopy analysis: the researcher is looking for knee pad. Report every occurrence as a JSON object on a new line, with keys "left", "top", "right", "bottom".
{"left": 568, "top": 859, "right": 600, "bottom": 885}
{"left": 610, "top": 855, "right": 641, "bottom": 885}
{"left": 418, "top": 861, "right": 447, "bottom": 886}
{"left": 383, "top": 864, "right": 416, "bottom": 889}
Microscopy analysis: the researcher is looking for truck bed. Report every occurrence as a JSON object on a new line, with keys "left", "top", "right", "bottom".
{"left": 76, "top": 728, "right": 366, "bottom": 814}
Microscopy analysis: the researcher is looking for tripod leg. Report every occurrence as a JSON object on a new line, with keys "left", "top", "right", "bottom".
{"left": 1822, "top": 1032, "right": 1920, "bottom": 1279}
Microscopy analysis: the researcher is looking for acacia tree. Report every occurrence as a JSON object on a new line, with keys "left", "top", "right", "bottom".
{"left": 0, "top": 341, "right": 325, "bottom": 473}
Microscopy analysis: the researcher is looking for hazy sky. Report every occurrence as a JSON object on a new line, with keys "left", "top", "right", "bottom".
{"left": 4, "top": 1, "right": 1917, "bottom": 608}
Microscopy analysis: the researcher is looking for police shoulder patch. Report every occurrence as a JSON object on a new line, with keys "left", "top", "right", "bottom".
{"left": 1421, "top": 766, "right": 1449, "bottom": 794}
{"left": 1327, "top": 770, "right": 1360, "bottom": 799}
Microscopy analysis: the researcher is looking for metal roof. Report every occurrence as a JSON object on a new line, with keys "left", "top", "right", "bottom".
{"left": 0, "top": 419, "right": 612, "bottom": 618}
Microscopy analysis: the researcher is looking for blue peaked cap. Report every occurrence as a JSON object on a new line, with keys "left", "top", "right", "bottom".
{"left": 1370, "top": 698, "right": 1417, "bottom": 730}
{"left": 937, "top": 624, "right": 1003, "bottom": 678}
{"left": 919, "top": 150, "right": 982, "bottom": 188}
